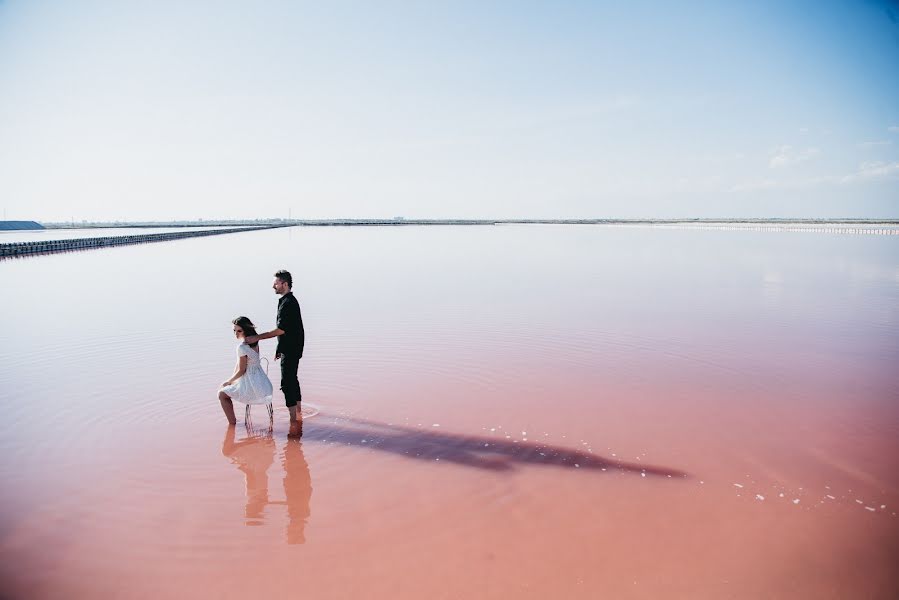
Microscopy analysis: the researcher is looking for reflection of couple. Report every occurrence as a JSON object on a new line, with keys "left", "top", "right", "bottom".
{"left": 218, "top": 269, "right": 305, "bottom": 437}
{"left": 221, "top": 423, "right": 313, "bottom": 544}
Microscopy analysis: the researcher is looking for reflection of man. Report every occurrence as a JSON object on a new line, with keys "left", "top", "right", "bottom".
{"left": 245, "top": 269, "right": 305, "bottom": 437}
{"left": 221, "top": 424, "right": 313, "bottom": 543}
{"left": 280, "top": 422, "right": 313, "bottom": 544}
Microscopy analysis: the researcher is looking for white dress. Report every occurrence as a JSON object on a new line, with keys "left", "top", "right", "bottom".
{"left": 219, "top": 342, "right": 273, "bottom": 405}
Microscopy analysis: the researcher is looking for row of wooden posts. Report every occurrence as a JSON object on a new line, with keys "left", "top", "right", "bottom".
{"left": 611, "top": 224, "right": 899, "bottom": 235}
{"left": 3, "top": 222, "right": 896, "bottom": 259}
{"left": 0, "top": 226, "right": 284, "bottom": 258}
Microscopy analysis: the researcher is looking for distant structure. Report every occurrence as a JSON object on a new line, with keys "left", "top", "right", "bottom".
{"left": 0, "top": 221, "right": 44, "bottom": 230}
{"left": 0, "top": 225, "right": 286, "bottom": 258}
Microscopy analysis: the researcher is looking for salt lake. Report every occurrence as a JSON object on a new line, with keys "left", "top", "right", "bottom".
{"left": 0, "top": 224, "right": 897, "bottom": 598}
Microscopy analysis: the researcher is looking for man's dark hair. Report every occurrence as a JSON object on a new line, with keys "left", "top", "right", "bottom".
{"left": 275, "top": 269, "right": 293, "bottom": 289}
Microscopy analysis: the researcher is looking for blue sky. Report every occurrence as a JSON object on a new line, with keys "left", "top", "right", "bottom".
{"left": 1, "top": 0, "right": 897, "bottom": 221}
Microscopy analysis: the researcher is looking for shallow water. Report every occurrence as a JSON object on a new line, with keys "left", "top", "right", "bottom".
{"left": 1, "top": 225, "right": 897, "bottom": 599}
{"left": 0, "top": 226, "right": 232, "bottom": 243}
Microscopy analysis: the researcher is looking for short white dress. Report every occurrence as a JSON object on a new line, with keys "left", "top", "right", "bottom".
{"left": 219, "top": 342, "right": 273, "bottom": 405}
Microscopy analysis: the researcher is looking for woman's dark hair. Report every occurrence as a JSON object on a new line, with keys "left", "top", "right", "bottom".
{"left": 275, "top": 269, "right": 292, "bottom": 289}
{"left": 232, "top": 316, "right": 259, "bottom": 348}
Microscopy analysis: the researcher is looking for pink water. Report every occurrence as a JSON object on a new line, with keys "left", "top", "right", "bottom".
{"left": 1, "top": 225, "right": 897, "bottom": 598}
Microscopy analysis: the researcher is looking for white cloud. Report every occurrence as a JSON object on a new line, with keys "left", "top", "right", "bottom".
{"left": 769, "top": 145, "right": 820, "bottom": 168}
{"left": 730, "top": 175, "right": 841, "bottom": 193}
{"left": 840, "top": 161, "right": 899, "bottom": 183}
{"left": 729, "top": 162, "right": 899, "bottom": 192}
{"left": 888, "top": 126, "right": 899, "bottom": 133}
{"left": 857, "top": 140, "right": 892, "bottom": 148}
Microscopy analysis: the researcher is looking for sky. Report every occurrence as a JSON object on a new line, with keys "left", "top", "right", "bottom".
{"left": 1, "top": 0, "right": 898, "bottom": 221}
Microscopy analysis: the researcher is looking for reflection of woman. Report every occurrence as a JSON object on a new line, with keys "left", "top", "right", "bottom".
{"left": 221, "top": 425, "right": 275, "bottom": 524}
{"left": 221, "top": 424, "right": 313, "bottom": 542}
{"left": 218, "top": 317, "right": 274, "bottom": 425}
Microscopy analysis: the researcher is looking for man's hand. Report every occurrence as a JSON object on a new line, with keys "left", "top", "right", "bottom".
{"left": 244, "top": 335, "right": 259, "bottom": 345}
{"left": 275, "top": 351, "right": 282, "bottom": 361}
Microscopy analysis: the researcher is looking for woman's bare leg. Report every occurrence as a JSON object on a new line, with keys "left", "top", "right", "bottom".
{"left": 219, "top": 391, "right": 237, "bottom": 425}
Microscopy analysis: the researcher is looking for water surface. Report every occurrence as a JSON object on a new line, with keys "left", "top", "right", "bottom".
{"left": 0, "top": 226, "right": 236, "bottom": 243}
{"left": 0, "top": 225, "right": 897, "bottom": 599}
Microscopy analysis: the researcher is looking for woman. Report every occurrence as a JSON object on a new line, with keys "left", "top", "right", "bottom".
{"left": 218, "top": 316, "right": 274, "bottom": 424}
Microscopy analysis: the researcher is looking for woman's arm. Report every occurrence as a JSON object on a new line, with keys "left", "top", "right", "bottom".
{"left": 222, "top": 355, "right": 248, "bottom": 386}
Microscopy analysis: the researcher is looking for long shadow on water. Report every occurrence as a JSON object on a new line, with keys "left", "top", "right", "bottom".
{"left": 303, "top": 414, "right": 688, "bottom": 478}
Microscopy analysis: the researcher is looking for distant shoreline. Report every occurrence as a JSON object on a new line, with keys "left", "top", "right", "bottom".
{"left": 38, "top": 218, "right": 899, "bottom": 229}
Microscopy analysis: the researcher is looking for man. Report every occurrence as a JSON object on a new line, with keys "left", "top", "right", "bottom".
{"left": 245, "top": 269, "right": 305, "bottom": 435}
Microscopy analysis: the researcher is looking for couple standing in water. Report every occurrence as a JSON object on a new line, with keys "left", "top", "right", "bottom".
{"left": 218, "top": 269, "right": 306, "bottom": 437}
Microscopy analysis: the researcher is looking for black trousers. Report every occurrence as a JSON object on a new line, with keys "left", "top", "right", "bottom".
{"left": 280, "top": 353, "right": 301, "bottom": 408}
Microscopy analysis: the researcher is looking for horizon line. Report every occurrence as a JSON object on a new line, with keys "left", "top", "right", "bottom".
{"left": 27, "top": 217, "right": 899, "bottom": 226}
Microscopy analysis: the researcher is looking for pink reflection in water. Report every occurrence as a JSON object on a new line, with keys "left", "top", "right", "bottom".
{"left": 0, "top": 225, "right": 897, "bottom": 598}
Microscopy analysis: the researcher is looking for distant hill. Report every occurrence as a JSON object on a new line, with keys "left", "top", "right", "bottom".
{"left": 0, "top": 221, "right": 44, "bottom": 231}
